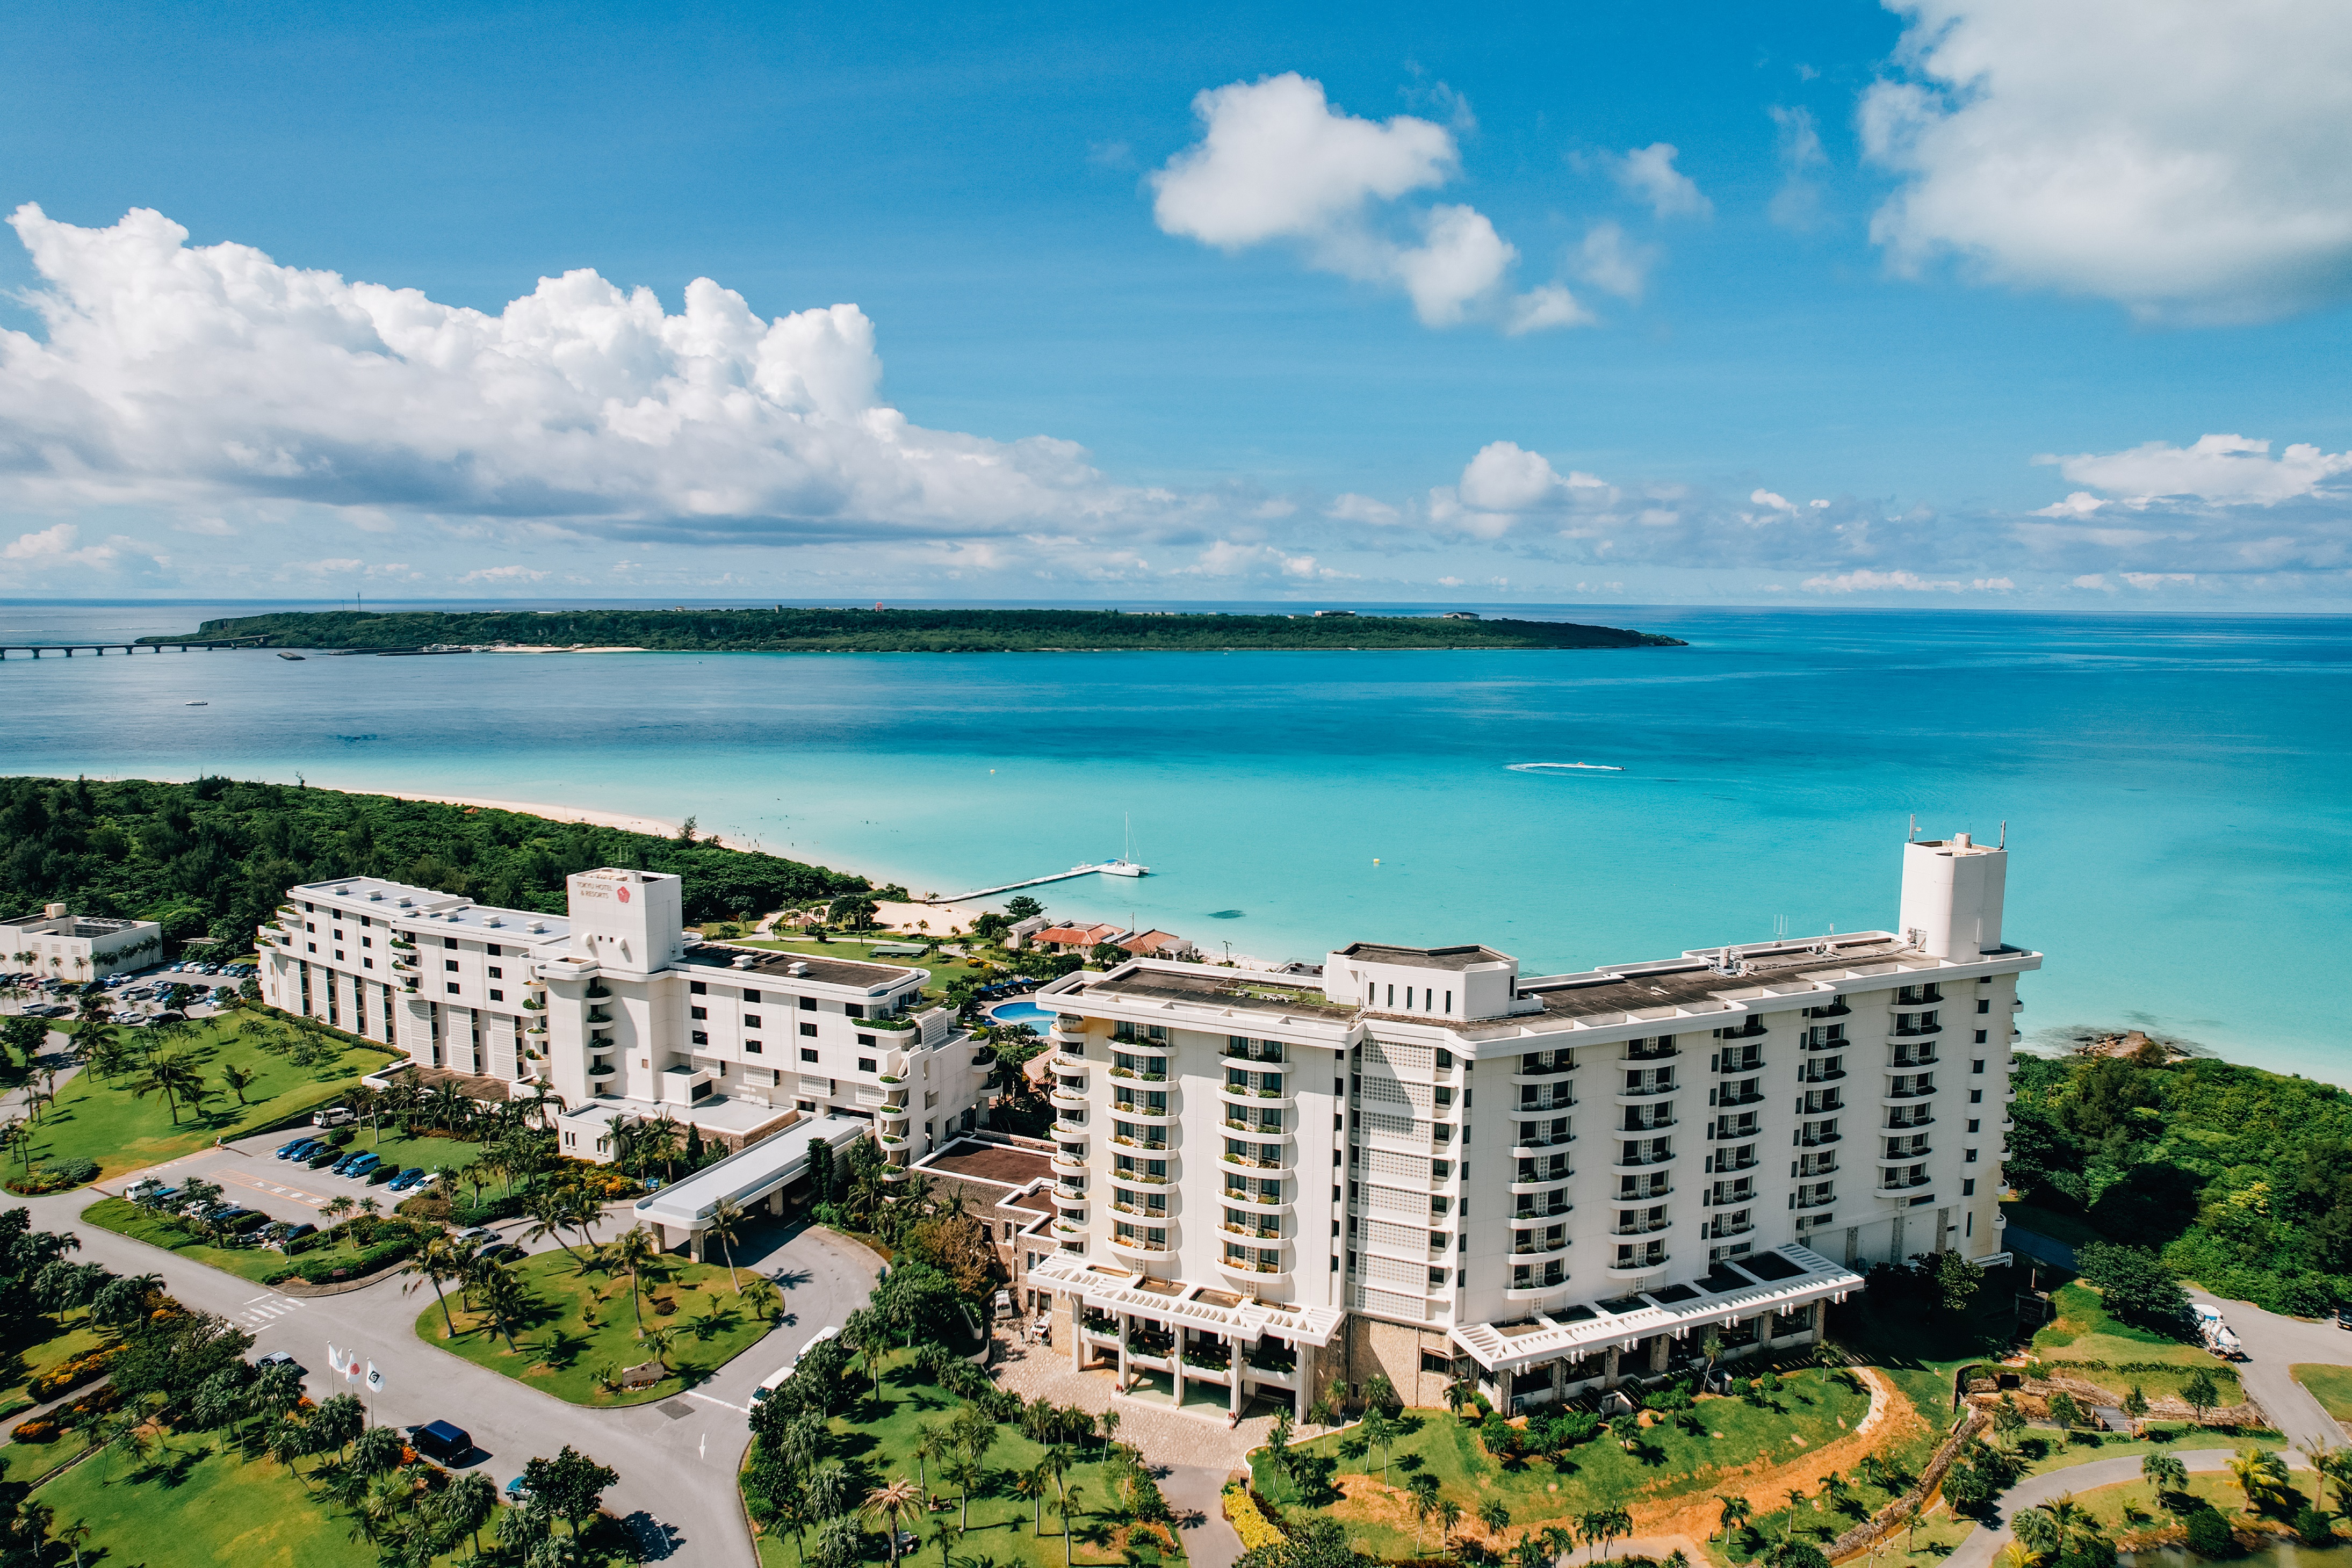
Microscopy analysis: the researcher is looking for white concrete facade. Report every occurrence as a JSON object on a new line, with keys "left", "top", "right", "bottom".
{"left": 2, "top": 904, "right": 165, "bottom": 981}
{"left": 1028, "top": 832, "right": 2037, "bottom": 1418}
{"left": 258, "top": 869, "right": 992, "bottom": 1165}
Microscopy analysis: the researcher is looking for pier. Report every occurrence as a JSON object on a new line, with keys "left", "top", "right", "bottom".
{"left": 929, "top": 860, "right": 1150, "bottom": 905}
{"left": 0, "top": 636, "right": 271, "bottom": 659}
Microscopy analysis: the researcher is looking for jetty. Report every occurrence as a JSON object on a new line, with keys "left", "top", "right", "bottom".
{"left": 0, "top": 635, "right": 272, "bottom": 659}
{"left": 929, "top": 860, "right": 1150, "bottom": 905}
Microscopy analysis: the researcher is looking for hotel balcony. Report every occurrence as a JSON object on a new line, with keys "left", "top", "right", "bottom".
{"left": 1510, "top": 1173, "right": 1576, "bottom": 1195}
{"left": 1221, "top": 1187, "right": 1286, "bottom": 1214}
{"left": 1511, "top": 1234, "right": 1571, "bottom": 1256}
{"left": 1885, "top": 1114, "right": 1935, "bottom": 1131}
{"left": 1505, "top": 1280, "right": 1570, "bottom": 1303}
{"left": 1605, "top": 1255, "right": 1669, "bottom": 1278}
{"left": 1110, "top": 1102, "right": 1174, "bottom": 1124}
{"left": 1053, "top": 1118, "right": 1090, "bottom": 1141}
{"left": 1891, "top": 1022, "right": 1944, "bottom": 1037}
{"left": 1110, "top": 1131, "right": 1168, "bottom": 1151}
{"left": 1106, "top": 1199, "right": 1165, "bottom": 1223}
{"left": 1510, "top": 1133, "right": 1576, "bottom": 1158}
{"left": 1876, "top": 1175, "right": 1933, "bottom": 1195}
{"left": 1715, "top": 1020, "right": 1767, "bottom": 1039}
{"left": 1218, "top": 1253, "right": 1288, "bottom": 1282}
{"left": 1223, "top": 1118, "right": 1292, "bottom": 1141}
{"left": 1218, "top": 1218, "right": 1281, "bottom": 1241}
{"left": 1610, "top": 1149, "right": 1673, "bottom": 1172}
{"left": 1518, "top": 1094, "right": 1578, "bottom": 1115}
{"left": 1510, "top": 1061, "right": 1577, "bottom": 1085}
{"left": 1716, "top": 1087, "right": 1768, "bottom": 1106}
{"left": 1222, "top": 1150, "right": 1283, "bottom": 1171}
{"left": 1220, "top": 1082, "right": 1291, "bottom": 1109}
{"left": 1050, "top": 1085, "right": 1088, "bottom": 1110}
{"left": 1881, "top": 1087, "right": 1937, "bottom": 1104}
{"left": 1795, "top": 1192, "right": 1836, "bottom": 1210}
{"left": 585, "top": 1008, "right": 615, "bottom": 1025}
{"left": 1610, "top": 1218, "right": 1672, "bottom": 1238}
{"left": 1051, "top": 1147, "right": 1088, "bottom": 1176}
{"left": 587, "top": 1061, "right": 618, "bottom": 1081}
{"left": 1512, "top": 1202, "right": 1573, "bottom": 1222}
{"left": 1107, "top": 1063, "right": 1167, "bottom": 1081}
{"left": 1614, "top": 1082, "right": 1676, "bottom": 1104}
{"left": 1107, "top": 1232, "right": 1172, "bottom": 1259}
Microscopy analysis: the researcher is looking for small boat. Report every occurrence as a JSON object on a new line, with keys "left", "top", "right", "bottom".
{"left": 1555, "top": 762, "right": 1622, "bottom": 772}
{"left": 277, "top": 652, "right": 307, "bottom": 661}
{"left": 1510, "top": 760, "right": 1623, "bottom": 774}
{"left": 184, "top": 700, "right": 208, "bottom": 706}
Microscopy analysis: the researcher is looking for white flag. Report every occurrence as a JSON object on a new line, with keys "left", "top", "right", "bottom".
{"left": 326, "top": 1341, "right": 342, "bottom": 1376}
{"left": 366, "top": 1361, "right": 385, "bottom": 1394}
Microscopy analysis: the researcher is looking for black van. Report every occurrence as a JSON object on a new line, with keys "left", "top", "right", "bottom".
{"left": 412, "top": 1420, "right": 472, "bottom": 1464}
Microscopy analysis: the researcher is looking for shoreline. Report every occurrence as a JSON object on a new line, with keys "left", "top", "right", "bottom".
{"left": 374, "top": 790, "right": 681, "bottom": 840}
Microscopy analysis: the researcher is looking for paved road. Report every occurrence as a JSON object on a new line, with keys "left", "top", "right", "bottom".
{"left": 1943, "top": 1449, "right": 2239, "bottom": 1568}
{"left": 2187, "top": 1289, "right": 2352, "bottom": 1459}
{"left": 13, "top": 1180, "right": 878, "bottom": 1566}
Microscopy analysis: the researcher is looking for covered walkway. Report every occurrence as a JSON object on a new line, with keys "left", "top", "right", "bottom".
{"left": 633, "top": 1112, "right": 872, "bottom": 1256}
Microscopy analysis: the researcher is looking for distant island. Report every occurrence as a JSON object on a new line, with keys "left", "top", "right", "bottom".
{"left": 141, "top": 606, "right": 1687, "bottom": 653}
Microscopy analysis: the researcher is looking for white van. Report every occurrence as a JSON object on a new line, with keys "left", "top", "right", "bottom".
{"left": 312, "top": 1106, "right": 355, "bottom": 1129}
{"left": 752, "top": 1325, "right": 840, "bottom": 1403}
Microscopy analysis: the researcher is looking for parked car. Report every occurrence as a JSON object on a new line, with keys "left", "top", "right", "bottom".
{"left": 312, "top": 1106, "right": 355, "bottom": 1129}
{"left": 278, "top": 1139, "right": 322, "bottom": 1161}
{"left": 503, "top": 1476, "right": 531, "bottom": 1503}
{"left": 306, "top": 1147, "right": 341, "bottom": 1170}
{"left": 265, "top": 1222, "right": 317, "bottom": 1250}
{"left": 275, "top": 1137, "right": 313, "bottom": 1158}
{"left": 386, "top": 1167, "right": 428, "bottom": 1193}
{"left": 336, "top": 1153, "right": 383, "bottom": 1179}
{"left": 254, "top": 1350, "right": 300, "bottom": 1371}
{"left": 451, "top": 1226, "right": 499, "bottom": 1246}
{"left": 475, "top": 1243, "right": 524, "bottom": 1266}
{"left": 365, "top": 1162, "right": 402, "bottom": 1186}
{"left": 139, "top": 1186, "right": 181, "bottom": 1208}
{"left": 753, "top": 1324, "right": 841, "bottom": 1401}
{"left": 411, "top": 1421, "right": 472, "bottom": 1464}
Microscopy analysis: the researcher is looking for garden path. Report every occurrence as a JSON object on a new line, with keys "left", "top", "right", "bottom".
{"left": 1940, "top": 1448, "right": 2237, "bottom": 1568}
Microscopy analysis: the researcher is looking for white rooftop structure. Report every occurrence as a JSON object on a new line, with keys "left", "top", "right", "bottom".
{"left": 633, "top": 1112, "right": 872, "bottom": 1253}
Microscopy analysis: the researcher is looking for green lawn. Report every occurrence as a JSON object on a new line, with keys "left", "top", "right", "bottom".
{"left": 415, "top": 1243, "right": 779, "bottom": 1406}
{"left": 80, "top": 1196, "right": 410, "bottom": 1287}
{"left": 2031, "top": 1282, "right": 2236, "bottom": 1400}
{"left": 2296, "top": 1364, "right": 2352, "bottom": 1425}
{"left": 328, "top": 1125, "right": 486, "bottom": 1184}
{"left": 0, "top": 1309, "right": 108, "bottom": 1420}
{"left": 18, "top": 1011, "right": 396, "bottom": 1180}
{"left": 753, "top": 1348, "right": 1182, "bottom": 1568}
{"left": 29, "top": 1436, "right": 473, "bottom": 1568}
{"left": 1254, "top": 1367, "right": 1871, "bottom": 1559}
{"left": 2012, "top": 1464, "right": 2330, "bottom": 1543}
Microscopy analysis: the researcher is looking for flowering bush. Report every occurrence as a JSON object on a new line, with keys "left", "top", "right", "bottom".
{"left": 28, "top": 1345, "right": 122, "bottom": 1401}
{"left": 1224, "top": 1485, "right": 1286, "bottom": 1553}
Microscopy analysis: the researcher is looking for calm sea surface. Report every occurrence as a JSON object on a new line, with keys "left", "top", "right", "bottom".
{"left": 3, "top": 603, "right": 2347, "bottom": 1081}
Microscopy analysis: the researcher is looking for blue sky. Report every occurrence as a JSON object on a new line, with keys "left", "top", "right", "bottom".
{"left": 2, "top": 0, "right": 2348, "bottom": 606}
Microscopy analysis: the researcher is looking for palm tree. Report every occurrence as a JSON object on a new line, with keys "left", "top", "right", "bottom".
{"left": 1365, "top": 1408, "right": 1394, "bottom": 1477}
{"left": 1444, "top": 1370, "right": 1478, "bottom": 1420}
{"left": 1015, "top": 1464, "right": 1050, "bottom": 1534}
{"left": 1410, "top": 1474, "right": 1442, "bottom": 1550}
{"left": 706, "top": 1196, "right": 748, "bottom": 1291}
{"left": 741, "top": 1274, "right": 782, "bottom": 1324}
{"left": 643, "top": 1324, "right": 680, "bottom": 1372}
{"left": 1716, "top": 1495, "right": 1752, "bottom": 1543}
{"left": 2228, "top": 1447, "right": 2290, "bottom": 1514}
{"left": 865, "top": 1479, "right": 924, "bottom": 1568}
{"left": 437, "top": 1471, "right": 498, "bottom": 1557}
{"left": 523, "top": 1187, "right": 583, "bottom": 1261}
{"left": 1477, "top": 1499, "right": 1511, "bottom": 1541}
{"left": 131, "top": 1052, "right": 204, "bottom": 1123}
{"left": 1049, "top": 1484, "right": 1086, "bottom": 1568}
{"left": 941, "top": 1455, "right": 981, "bottom": 1531}
{"left": 405, "top": 1232, "right": 471, "bottom": 1339}
{"left": 475, "top": 1263, "right": 529, "bottom": 1353}
{"left": 1040, "top": 1443, "right": 1073, "bottom": 1520}
{"left": 1437, "top": 1500, "right": 1463, "bottom": 1552}
{"left": 609, "top": 1225, "right": 660, "bottom": 1336}
{"left": 913, "top": 1423, "right": 947, "bottom": 1497}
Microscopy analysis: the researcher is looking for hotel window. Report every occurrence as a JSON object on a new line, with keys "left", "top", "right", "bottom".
{"left": 744, "top": 1014, "right": 761, "bottom": 1028}
{"left": 857, "top": 1057, "right": 876, "bottom": 1073}
{"left": 691, "top": 981, "right": 708, "bottom": 995}
{"left": 1974, "top": 1030, "right": 1988, "bottom": 1044}
{"left": 445, "top": 959, "right": 459, "bottom": 972}
{"left": 487, "top": 966, "right": 502, "bottom": 979}
{"left": 363, "top": 958, "right": 373, "bottom": 970}
{"left": 446, "top": 983, "right": 460, "bottom": 995}
{"left": 801, "top": 1048, "right": 819, "bottom": 1063}
{"left": 487, "top": 944, "right": 501, "bottom": 957}
{"left": 746, "top": 1039, "right": 762, "bottom": 1054}
{"left": 744, "top": 989, "right": 761, "bottom": 1003}
{"left": 800, "top": 1022, "right": 817, "bottom": 1037}
{"left": 444, "top": 937, "right": 458, "bottom": 949}
{"left": 333, "top": 928, "right": 344, "bottom": 941}
{"left": 693, "top": 1031, "right": 710, "bottom": 1046}
{"left": 846, "top": 1004, "right": 865, "bottom": 1020}
{"left": 488, "top": 989, "right": 503, "bottom": 1001}
{"left": 800, "top": 998, "right": 816, "bottom": 1010}
{"left": 691, "top": 1006, "right": 708, "bottom": 1020}
{"left": 360, "top": 936, "right": 372, "bottom": 949}
{"left": 334, "top": 949, "right": 345, "bottom": 961}
{"left": 856, "top": 1033, "right": 875, "bottom": 1047}
{"left": 308, "top": 943, "right": 317, "bottom": 953}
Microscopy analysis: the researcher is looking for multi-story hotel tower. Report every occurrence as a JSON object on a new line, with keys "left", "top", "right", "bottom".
{"left": 1028, "top": 831, "right": 2034, "bottom": 1421}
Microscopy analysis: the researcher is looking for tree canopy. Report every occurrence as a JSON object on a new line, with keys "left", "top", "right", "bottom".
{"left": 1, "top": 775, "right": 869, "bottom": 942}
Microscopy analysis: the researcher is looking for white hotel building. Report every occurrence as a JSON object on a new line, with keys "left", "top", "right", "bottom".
{"left": 1027, "top": 833, "right": 2035, "bottom": 1422}
{"left": 256, "top": 868, "right": 989, "bottom": 1165}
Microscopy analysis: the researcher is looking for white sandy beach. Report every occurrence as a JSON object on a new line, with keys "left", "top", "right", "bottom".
{"left": 377, "top": 790, "right": 681, "bottom": 840}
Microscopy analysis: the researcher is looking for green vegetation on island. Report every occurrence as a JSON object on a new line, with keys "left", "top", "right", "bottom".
{"left": 143, "top": 605, "right": 1686, "bottom": 653}
{"left": 2005, "top": 1043, "right": 2352, "bottom": 1313}
{"left": 0, "top": 774, "right": 871, "bottom": 945}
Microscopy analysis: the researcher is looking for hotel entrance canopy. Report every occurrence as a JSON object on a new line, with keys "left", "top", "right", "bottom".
{"left": 1449, "top": 1244, "right": 1864, "bottom": 1376}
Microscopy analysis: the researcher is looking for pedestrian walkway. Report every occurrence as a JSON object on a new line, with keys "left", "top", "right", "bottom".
{"left": 233, "top": 1291, "right": 309, "bottom": 1335}
{"left": 1943, "top": 1449, "right": 2238, "bottom": 1568}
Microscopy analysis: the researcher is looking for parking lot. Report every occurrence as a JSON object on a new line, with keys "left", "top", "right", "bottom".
{"left": 105, "top": 1120, "right": 509, "bottom": 1239}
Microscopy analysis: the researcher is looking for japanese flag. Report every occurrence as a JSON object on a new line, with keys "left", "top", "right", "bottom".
{"left": 366, "top": 1361, "right": 386, "bottom": 1394}
{"left": 342, "top": 1349, "right": 363, "bottom": 1383}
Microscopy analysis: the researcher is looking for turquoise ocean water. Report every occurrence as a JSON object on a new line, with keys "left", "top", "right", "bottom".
{"left": 2, "top": 603, "right": 2346, "bottom": 1080}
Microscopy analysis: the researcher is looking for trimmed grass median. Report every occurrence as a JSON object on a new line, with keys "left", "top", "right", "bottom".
{"left": 415, "top": 1243, "right": 779, "bottom": 1406}
{"left": 80, "top": 1196, "right": 415, "bottom": 1287}
{"left": 2296, "top": 1363, "right": 2352, "bottom": 1425}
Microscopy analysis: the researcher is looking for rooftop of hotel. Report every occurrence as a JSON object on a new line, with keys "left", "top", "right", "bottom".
{"left": 292, "top": 877, "right": 572, "bottom": 942}
{"left": 1332, "top": 942, "right": 1512, "bottom": 971}
{"left": 915, "top": 1137, "right": 1055, "bottom": 1190}
{"left": 1062, "top": 965, "right": 1359, "bottom": 1022}
{"left": 682, "top": 942, "right": 924, "bottom": 992}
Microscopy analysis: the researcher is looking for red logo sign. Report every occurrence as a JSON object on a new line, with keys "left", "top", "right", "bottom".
{"left": 617, "top": 886, "right": 631, "bottom": 904}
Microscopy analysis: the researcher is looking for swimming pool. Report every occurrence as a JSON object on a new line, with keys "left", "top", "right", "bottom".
{"left": 987, "top": 1000, "right": 1056, "bottom": 1030}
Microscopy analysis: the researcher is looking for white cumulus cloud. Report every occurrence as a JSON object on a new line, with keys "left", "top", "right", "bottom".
{"left": 1150, "top": 73, "right": 1583, "bottom": 332}
{"left": 2039, "top": 433, "right": 2352, "bottom": 507}
{"left": 1860, "top": 0, "right": 2352, "bottom": 323}
{"left": 0, "top": 205, "right": 1205, "bottom": 545}
{"left": 1612, "top": 143, "right": 1711, "bottom": 219}
{"left": 1801, "top": 568, "right": 2015, "bottom": 594}
{"left": 1575, "top": 222, "right": 1656, "bottom": 302}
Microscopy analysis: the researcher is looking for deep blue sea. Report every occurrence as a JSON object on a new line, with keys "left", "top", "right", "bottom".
{"left": 4, "top": 602, "right": 2347, "bottom": 1081}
